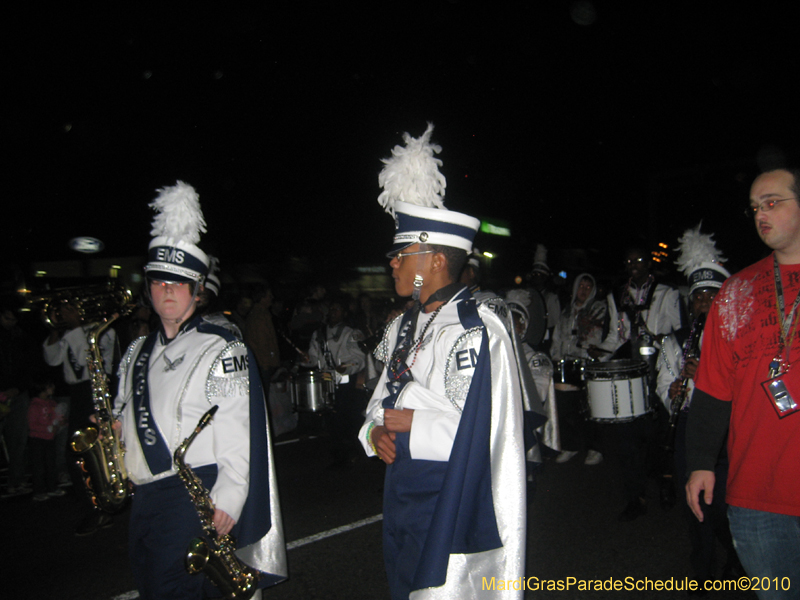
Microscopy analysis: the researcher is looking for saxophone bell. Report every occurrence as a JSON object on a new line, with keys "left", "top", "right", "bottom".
{"left": 186, "top": 537, "right": 258, "bottom": 600}
{"left": 71, "top": 427, "right": 129, "bottom": 512}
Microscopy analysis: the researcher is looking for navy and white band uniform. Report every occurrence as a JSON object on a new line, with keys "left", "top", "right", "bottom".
{"left": 43, "top": 323, "right": 116, "bottom": 385}
{"left": 306, "top": 321, "right": 365, "bottom": 378}
{"left": 594, "top": 262, "right": 684, "bottom": 362}
{"left": 117, "top": 320, "right": 252, "bottom": 506}
{"left": 367, "top": 125, "right": 526, "bottom": 598}
{"left": 359, "top": 286, "right": 526, "bottom": 597}
{"left": 117, "top": 181, "right": 286, "bottom": 599}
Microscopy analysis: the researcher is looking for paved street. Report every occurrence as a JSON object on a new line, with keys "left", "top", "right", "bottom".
{"left": 4, "top": 424, "right": 760, "bottom": 600}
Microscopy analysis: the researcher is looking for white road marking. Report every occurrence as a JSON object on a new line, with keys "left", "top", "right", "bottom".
{"left": 286, "top": 513, "right": 383, "bottom": 550}
{"left": 274, "top": 435, "right": 318, "bottom": 447}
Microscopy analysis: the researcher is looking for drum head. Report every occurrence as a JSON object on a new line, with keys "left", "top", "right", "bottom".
{"left": 524, "top": 288, "right": 547, "bottom": 348}
{"left": 585, "top": 359, "right": 648, "bottom": 379}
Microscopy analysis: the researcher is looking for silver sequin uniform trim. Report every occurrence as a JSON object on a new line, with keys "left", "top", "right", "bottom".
{"left": 206, "top": 341, "right": 251, "bottom": 399}
{"left": 444, "top": 326, "right": 484, "bottom": 413}
{"left": 374, "top": 313, "right": 404, "bottom": 364}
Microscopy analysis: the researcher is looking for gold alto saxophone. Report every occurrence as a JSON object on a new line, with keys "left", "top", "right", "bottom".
{"left": 70, "top": 290, "right": 134, "bottom": 513}
{"left": 174, "top": 406, "right": 260, "bottom": 600}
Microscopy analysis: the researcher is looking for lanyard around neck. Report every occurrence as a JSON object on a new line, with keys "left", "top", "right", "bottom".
{"left": 772, "top": 253, "right": 800, "bottom": 352}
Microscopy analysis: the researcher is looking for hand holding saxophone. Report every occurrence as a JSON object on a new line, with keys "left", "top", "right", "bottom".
{"left": 88, "top": 413, "right": 122, "bottom": 436}
{"left": 214, "top": 509, "right": 236, "bottom": 536}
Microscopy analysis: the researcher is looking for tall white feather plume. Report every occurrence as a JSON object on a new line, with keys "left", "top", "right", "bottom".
{"left": 377, "top": 123, "right": 447, "bottom": 216}
{"left": 149, "top": 181, "right": 207, "bottom": 244}
{"left": 675, "top": 222, "right": 726, "bottom": 276}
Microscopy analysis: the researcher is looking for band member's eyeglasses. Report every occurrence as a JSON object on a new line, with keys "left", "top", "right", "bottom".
{"left": 391, "top": 250, "right": 436, "bottom": 262}
{"left": 745, "top": 197, "right": 797, "bottom": 217}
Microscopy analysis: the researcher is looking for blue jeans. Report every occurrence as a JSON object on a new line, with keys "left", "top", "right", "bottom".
{"left": 728, "top": 505, "right": 800, "bottom": 600}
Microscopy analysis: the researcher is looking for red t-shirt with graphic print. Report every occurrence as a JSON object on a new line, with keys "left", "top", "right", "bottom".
{"left": 695, "top": 254, "right": 800, "bottom": 516}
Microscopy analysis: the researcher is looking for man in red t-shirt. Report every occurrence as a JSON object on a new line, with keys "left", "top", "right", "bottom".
{"left": 686, "top": 168, "right": 800, "bottom": 598}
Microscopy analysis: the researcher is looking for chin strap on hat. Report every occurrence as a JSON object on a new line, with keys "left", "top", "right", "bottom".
{"left": 174, "top": 278, "right": 204, "bottom": 325}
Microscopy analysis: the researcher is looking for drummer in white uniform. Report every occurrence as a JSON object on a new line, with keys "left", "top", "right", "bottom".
{"left": 550, "top": 273, "right": 607, "bottom": 465}
{"left": 306, "top": 298, "right": 365, "bottom": 378}
{"left": 305, "top": 297, "right": 366, "bottom": 466}
{"left": 590, "top": 248, "right": 686, "bottom": 521}
{"left": 115, "top": 182, "right": 287, "bottom": 599}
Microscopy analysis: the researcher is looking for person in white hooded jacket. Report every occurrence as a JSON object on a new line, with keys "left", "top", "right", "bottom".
{"left": 550, "top": 273, "right": 607, "bottom": 465}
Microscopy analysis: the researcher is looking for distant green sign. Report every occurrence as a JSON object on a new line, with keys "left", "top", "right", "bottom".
{"left": 480, "top": 220, "right": 511, "bottom": 237}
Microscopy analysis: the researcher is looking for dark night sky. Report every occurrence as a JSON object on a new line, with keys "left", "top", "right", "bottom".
{"left": 7, "top": 2, "right": 800, "bottom": 287}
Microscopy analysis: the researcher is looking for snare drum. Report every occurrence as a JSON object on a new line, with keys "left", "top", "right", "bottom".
{"left": 585, "top": 359, "right": 650, "bottom": 421}
{"left": 554, "top": 357, "right": 584, "bottom": 387}
{"left": 291, "top": 370, "right": 335, "bottom": 412}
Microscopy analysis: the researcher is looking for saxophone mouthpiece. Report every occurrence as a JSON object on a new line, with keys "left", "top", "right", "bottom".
{"left": 197, "top": 405, "right": 219, "bottom": 432}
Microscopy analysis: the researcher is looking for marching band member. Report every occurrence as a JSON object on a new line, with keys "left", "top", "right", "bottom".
{"left": 115, "top": 182, "right": 286, "bottom": 599}
{"left": 306, "top": 296, "right": 367, "bottom": 467}
{"left": 656, "top": 223, "right": 741, "bottom": 587}
{"left": 43, "top": 295, "right": 118, "bottom": 535}
{"left": 550, "top": 273, "right": 607, "bottom": 465}
{"left": 505, "top": 289, "right": 559, "bottom": 471}
{"left": 359, "top": 124, "right": 526, "bottom": 599}
{"left": 591, "top": 247, "right": 686, "bottom": 520}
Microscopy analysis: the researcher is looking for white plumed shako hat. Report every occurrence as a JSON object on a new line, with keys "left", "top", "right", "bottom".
{"left": 675, "top": 222, "right": 730, "bottom": 295}
{"left": 144, "top": 181, "right": 210, "bottom": 283}
{"left": 378, "top": 123, "right": 480, "bottom": 256}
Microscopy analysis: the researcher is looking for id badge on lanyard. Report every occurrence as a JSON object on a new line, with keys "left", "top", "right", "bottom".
{"left": 763, "top": 255, "right": 800, "bottom": 418}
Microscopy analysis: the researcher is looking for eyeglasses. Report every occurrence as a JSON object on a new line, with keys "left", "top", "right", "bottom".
{"left": 624, "top": 257, "right": 646, "bottom": 265}
{"left": 149, "top": 279, "right": 190, "bottom": 288}
{"left": 745, "top": 197, "right": 798, "bottom": 218}
{"left": 391, "top": 249, "right": 435, "bottom": 262}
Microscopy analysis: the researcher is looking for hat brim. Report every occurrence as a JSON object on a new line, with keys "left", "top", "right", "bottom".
{"left": 144, "top": 267, "right": 199, "bottom": 284}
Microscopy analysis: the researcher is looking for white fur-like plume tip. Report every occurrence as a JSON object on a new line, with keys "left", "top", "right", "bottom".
{"left": 149, "top": 181, "right": 207, "bottom": 244}
{"left": 377, "top": 123, "right": 447, "bottom": 216}
{"left": 675, "top": 222, "right": 726, "bottom": 276}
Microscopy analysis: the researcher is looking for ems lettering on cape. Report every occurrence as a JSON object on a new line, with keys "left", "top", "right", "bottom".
{"left": 444, "top": 326, "right": 484, "bottom": 411}
{"left": 207, "top": 341, "right": 250, "bottom": 398}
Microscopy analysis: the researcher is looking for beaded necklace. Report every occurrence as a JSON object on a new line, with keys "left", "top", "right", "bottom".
{"left": 388, "top": 303, "right": 445, "bottom": 381}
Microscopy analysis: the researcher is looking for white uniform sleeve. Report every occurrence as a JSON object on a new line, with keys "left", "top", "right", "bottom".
{"left": 656, "top": 334, "right": 693, "bottom": 416}
{"left": 206, "top": 343, "right": 252, "bottom": 523}
{"left": 663, "top": 287, "right": 685, "bottom": 334}
{"left": 99, "top": 328, "right": 117, "bottom": 375}
{"left": 42, "top": 336, "right": 65, "bottom": 366}
{"left": 550, "top": 316, "right": 565, "bottom": 361}
{"left": 306, "top": 331, "right": 322, "bottom": 369}
{"left": 338, "top": 330, "right": 366, "bottom": 376}
{"left": 397, "top": 381, "right": 461, "bottom": 462}
{"left": 656, "top": 336, "right": 677, "bottom": 413}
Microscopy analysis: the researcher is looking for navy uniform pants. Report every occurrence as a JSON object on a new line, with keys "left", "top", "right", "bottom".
{"left": 129, "top": 467, "right": 220, "bottom": 600}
